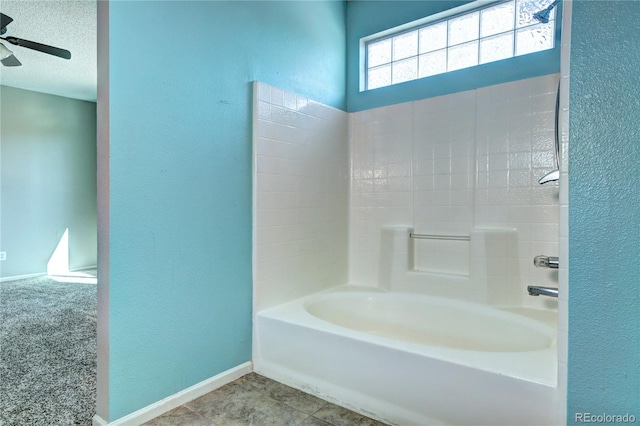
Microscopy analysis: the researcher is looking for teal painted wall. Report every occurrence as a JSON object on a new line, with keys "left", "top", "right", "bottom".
{"left": 100, "top": 0, "right": 640, "bottom": 421}
{"left": 0, "top": 86, "right": 97, "bottom": 279}
{"left": 346, "top": 0, "right": 562, "bottom": 112}
{"left": 104, "top": 1, "right": 346, "bottom": 420}
{"left": 567, "top": 1, "right": 640, "bottom": 422}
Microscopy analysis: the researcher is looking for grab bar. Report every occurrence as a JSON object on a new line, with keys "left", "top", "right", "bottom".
{"left": 409, "top": 233, "right": 470, "bottom": 241}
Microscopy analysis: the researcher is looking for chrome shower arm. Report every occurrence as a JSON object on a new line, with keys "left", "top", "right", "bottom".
{"left": 538, "top": 169, "right": 559, "bottom": 184}
{"left": 539, "top": 81, "right": 561, "bottom": 184}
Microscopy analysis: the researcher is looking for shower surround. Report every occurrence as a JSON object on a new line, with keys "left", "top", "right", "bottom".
{"left": 252, "top": 76, "right": 562, "bottom": 424}
{"left": 349, "top": 73, "right": 560, "bottom": 307}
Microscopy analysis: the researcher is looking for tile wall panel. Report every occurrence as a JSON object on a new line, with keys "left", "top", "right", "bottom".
{"left": 349, "top": 103, "right": 413, "bottom": 285}
{"left": 253, "top": 82, "right": 349, "bottom": 312}
{"left": 349, "top": 75, "right": 560, "bottom": 308}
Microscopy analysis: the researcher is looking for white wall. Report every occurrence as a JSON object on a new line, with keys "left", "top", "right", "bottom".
{"left": 253, "top": 82, "right": 349, "bottom": 312}
{"left": 349, "top": 74, "right": 560, "bottom": 309}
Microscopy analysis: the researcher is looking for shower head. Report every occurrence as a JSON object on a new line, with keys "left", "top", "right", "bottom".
{"left": 533, "top": 0, "right": 560, "bottom": 24}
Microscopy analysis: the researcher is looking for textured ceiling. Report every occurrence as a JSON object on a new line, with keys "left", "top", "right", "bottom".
{"left": 0, "top": 0, "right": 96, "bottom": 101}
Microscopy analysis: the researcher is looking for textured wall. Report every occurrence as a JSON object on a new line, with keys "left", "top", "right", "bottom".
{"left": 0, "top": 86, "right": 97, "bottom": 279}
{"left": 101, "top": 1, "right": 346, "bottom": 421}
{"left": 567, "top": 1, "right": 640, "bottom": 421}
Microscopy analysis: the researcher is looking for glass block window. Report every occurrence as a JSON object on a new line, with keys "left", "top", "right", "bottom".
{"left": 365, "top": 0, "right": 556, "bottom": 90}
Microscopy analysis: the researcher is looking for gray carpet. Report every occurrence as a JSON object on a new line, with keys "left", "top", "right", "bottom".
{"left": 0, "top": 271, "right": 97, "bottom": 425}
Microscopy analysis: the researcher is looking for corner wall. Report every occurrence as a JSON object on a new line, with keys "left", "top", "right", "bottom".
{"left": 0, "top": 86, "right": 97, "bottom": 279}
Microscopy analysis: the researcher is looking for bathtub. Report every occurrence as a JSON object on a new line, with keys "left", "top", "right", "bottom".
{"left": 254, "top": 287, "right": 560, "bottom": 425}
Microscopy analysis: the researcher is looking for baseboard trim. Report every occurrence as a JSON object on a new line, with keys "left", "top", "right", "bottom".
{"left": 71, "top": 265, "right": 98, "bottom": 272}
{"left": 93, "top": 415, "right": 108, "bottom": 426}
{"left": 0, "top": 272, "right": 47, "bottom": 283}
{"left": 92, "top": 361, "right": 252, "bottom": 426}
{"left": 1, "top": 265, "right": 97, "bottom": 283}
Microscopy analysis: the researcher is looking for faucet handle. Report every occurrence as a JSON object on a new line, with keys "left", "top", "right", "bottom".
{"left": 534, "top": 255, "right": 559, "bottom": 269}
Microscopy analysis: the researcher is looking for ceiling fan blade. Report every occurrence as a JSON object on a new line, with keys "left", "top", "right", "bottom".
{"left": 0, "top": 13, "right": 13, "bottom": 31}
{"left": 3, "top": 36, "right": 71, "bottom": 60}
{"left": 1, "top": 54, "right": 21, "bottom": 67}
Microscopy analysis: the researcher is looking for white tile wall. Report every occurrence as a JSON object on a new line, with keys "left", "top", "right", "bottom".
{"left": 349, "top": 74, "right": 561, "bottom": 308}
{"left": 413, "top": 91, "right": 476, "bottom": 274}
{"left": 556, "top": 0, "right": 572, "bottom": 422}
{"left": 254, "top": 74, "right": 562, "bottom": 312}
{"left": 253, "top": 82, "right": 348, "bottom": 312}
{"left": 349, "top": 102, "right": 414, "bottom": 286}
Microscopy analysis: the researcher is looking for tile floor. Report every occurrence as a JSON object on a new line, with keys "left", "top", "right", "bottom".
{"left": 144, "top": 372, "right": 389, "bottom": 426}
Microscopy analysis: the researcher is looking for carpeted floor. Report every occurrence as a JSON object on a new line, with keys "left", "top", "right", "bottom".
{"left": 0, "top": 271, "right": 97, "bottom": 425}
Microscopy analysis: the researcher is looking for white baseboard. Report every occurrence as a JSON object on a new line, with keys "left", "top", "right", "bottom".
{"left": 71, "top": 265, "right": 98, "bottom": 272}
{"left": 92, "top": 361, "right": 252, "bottom": 426}
{"left": 93, "top": 415, "right": 108, "bottom": 426}
{"left": 1, "top": 265, "right": 97, "bottom": 283}
{"left": 0, "top": 272, "right": 47, "bottom": 283}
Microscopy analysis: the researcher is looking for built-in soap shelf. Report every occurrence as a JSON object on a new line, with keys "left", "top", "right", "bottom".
{"left": 379, "top": 226, "right": 519, "bottom": 304}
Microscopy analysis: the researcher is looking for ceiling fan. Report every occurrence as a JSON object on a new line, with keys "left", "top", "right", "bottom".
{"left": 0, "top": 12, "right": 71, "bottom": 67}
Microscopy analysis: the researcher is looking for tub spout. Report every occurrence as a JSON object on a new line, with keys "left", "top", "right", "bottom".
{"left": 527, "top": 286, "right": 559, "bottom": 298}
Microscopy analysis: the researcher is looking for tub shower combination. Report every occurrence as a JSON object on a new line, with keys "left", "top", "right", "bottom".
{"left": 254, "top": 229, "right": 560, "bottom": 425}
{"left": 252, "top": 82, "right": 561, "bottom": 425}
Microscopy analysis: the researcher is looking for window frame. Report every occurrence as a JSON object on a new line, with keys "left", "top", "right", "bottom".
{"left": 362, "top": 0, "right": 557, "bottom": 92}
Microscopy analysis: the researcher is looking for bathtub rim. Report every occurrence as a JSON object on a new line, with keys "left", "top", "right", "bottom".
{"left": 303, "top": 288, "right": 557, "bottom": 352}
{"left": 256, "top": 285, "right": 558, "bottom": 387}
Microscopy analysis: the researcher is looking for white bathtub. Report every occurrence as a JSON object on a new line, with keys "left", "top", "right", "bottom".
{"left": 254, "top": 287, "right": 561, "bottom": 425}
